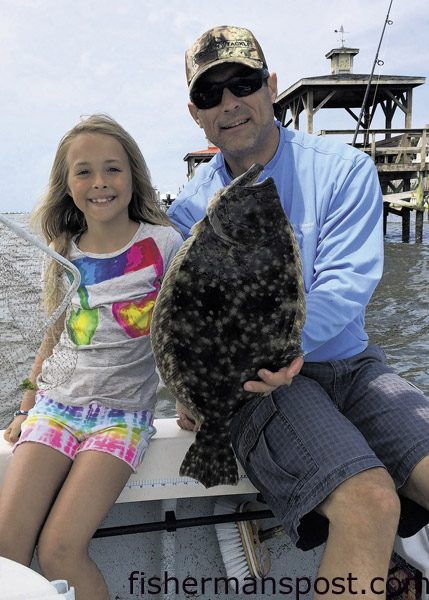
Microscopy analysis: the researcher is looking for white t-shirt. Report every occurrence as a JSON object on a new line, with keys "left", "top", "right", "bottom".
{"left": 37, "top": 222, "right": 182, "bottom": 411}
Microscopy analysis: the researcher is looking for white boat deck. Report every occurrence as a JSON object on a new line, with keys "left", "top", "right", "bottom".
{"left": 1, "top": 420, "right": 428, "bottom": 599}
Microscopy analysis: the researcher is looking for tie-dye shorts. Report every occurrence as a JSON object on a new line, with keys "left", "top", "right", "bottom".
{"left": 14, "top": 394, "right": 155, "bottom": 472}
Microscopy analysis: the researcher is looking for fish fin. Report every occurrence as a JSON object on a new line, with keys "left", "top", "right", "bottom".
{"left": 179, "top": 426, "right": 239, "bottom": 488}
{"left": 231, "top": 163, "right": 264, "bottom": 188}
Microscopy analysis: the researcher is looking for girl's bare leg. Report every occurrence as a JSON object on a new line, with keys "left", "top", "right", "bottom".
{"left": 37, "top": 450, "right": 133, "bottom": 600}
{"left": 0, "top": 442, "right": 72, "bottom": 565}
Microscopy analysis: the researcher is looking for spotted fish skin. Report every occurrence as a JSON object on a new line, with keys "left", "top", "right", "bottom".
{"left": 151, "top": 163, "right": 305, "bottom": 487}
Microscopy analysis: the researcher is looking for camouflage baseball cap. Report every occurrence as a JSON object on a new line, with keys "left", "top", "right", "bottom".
{"left": 185, "top": 26, "right": 268, "bottom": 92}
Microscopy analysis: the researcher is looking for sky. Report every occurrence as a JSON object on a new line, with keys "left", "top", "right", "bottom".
{"left": 1, "top": 0, "right": 428, "bottom": 213}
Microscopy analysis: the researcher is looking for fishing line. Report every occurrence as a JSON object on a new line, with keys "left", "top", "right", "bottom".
{"left": 352, "top": 0, "right": 394, "bottom": 146}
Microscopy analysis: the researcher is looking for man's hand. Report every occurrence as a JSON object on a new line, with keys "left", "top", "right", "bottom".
{"left": 243, "top": 356, "right": 304, "bottom": 395}
{"left": 176, "top": 357, "right": 304, "bottom": 431}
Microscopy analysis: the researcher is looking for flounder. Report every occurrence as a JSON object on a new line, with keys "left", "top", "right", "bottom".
{"left": 151, "top": 163, "right": 305, "bottom": 487}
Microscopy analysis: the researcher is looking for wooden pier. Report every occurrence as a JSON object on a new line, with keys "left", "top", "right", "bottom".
{"left": 318, "top": 127, "right": 429, "bottom": 242}
{"left": 276, "top": 44, "right": 428, "bottom": 242}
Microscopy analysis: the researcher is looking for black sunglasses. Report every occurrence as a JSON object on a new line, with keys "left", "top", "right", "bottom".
{"left": 190, "top": 68, "right": 270, "bottom": 110}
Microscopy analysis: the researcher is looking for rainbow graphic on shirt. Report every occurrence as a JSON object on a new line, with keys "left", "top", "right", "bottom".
{"left": 67, "top": 305, "right": 100, "bottom": 346}
{"left": 67, "top": 237, "right": 163, "bottom": 344}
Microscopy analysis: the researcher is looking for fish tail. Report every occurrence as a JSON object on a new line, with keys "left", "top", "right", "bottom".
{"left": 179, "top": 425, "right": 238, "bottom": 488}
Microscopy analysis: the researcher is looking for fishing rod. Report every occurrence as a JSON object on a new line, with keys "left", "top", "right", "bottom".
{"left": 352, "top": 0, "right": 394, "bottom": 147}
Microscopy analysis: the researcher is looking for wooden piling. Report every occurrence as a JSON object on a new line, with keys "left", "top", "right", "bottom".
{"left": 416, "top": 210, "right": 424, "bottom": 243}
{"left": 402, "top": 208, "right": 411, "bottom": 243}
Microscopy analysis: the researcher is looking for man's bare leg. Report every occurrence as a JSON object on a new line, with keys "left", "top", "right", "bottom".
{"left": 315, "top": 468, "right": 400, "bottom": 599}
{"left": 399, "top": 455, "right": 429, "bottom": 509}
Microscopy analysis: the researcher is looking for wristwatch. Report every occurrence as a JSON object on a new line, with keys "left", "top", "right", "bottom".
{"left": 14, "top": 409, "right": 29, "bottom": 417}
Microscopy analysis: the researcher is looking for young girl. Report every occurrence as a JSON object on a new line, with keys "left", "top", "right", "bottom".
{"left": 0, "top": 114, "right": 182, "bottom": 599}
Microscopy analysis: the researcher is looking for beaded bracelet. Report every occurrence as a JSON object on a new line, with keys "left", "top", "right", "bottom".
{"left": 14, "top": 409, "right": 29, "bottom": 417}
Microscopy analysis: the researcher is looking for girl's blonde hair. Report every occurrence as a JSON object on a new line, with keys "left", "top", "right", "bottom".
{"left": 32, "top": 113, "right": 172, "bottom": 315}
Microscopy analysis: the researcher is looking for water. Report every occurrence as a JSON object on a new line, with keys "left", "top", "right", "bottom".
{"left": 366, "top": 228, "right": 429, "bottom": 394}
{"left": 0, "top": 213, "right": 428, "bottom": 428}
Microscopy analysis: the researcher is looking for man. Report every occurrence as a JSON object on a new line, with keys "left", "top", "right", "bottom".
{"left": 167, "top": 25, "right": 429, "bottom": 598}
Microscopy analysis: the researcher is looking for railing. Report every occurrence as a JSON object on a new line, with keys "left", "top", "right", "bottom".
{"left": 318, "top": 128, "right": 428, "bottom": 243}
{"left": 317, "top": 128, "right": 429, "bottom": 172}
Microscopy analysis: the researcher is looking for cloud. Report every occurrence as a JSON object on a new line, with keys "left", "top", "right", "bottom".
{"left": 0, "top": 0, "right": 427, "bottom": 212}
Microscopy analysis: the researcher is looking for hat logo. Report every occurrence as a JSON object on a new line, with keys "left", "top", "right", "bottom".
{"left": 194, "top": 38, "right": 255, "bottom": 66}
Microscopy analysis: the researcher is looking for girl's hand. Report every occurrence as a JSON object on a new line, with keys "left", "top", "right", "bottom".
{"left": 3, "top": 415, "right": 27, "bottom": 444}
{"left": 176, "top": 401, "right": 201, "bottom": 432}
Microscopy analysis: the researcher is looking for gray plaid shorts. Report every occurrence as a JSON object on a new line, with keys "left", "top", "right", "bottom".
{"left": 230, "top": 344, "right": 429, "bottom": 550}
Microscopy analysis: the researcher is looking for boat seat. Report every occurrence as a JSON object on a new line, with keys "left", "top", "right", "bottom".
{"left": 0, "top": 418, "right": 257, "bottom": 502}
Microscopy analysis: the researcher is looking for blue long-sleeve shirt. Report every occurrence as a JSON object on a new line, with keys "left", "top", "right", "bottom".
{"left": 168, "top": 123, "right": 384, "bottom": 362}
